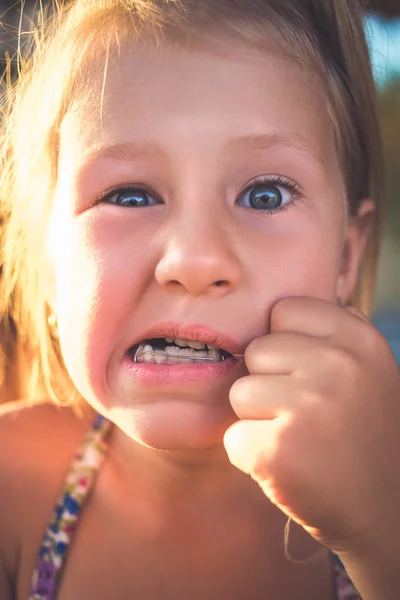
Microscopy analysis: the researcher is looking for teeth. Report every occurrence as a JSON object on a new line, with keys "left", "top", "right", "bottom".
{"left": 166, "top": 346, "right": 210, "bottom": 359}
{"left": 164, "top": 337, "right": 208, "bottom": 350}
{"left": 179, "top": 348, "right": 208, "bottom": 358}
{"left": 134, "top": 342, "right": 223, "bottom": 364}
{"left": 187, "top": 341, "right": 206, "bottom": 350}
{"left": 141, "top": 344, "right": 155, "bottom": 363}
{"left": 154, "top": 353, "right": 167, "bottom": 364}
{"left": 165, "top": 346, "right": 182, "bottom": 357}
{"left": 206, "top": 344, "right": 218, "bottom": 350}
{"left": 166, "top": 355, "right": 181, "bottom": 364}
{"left": 175, "top": 338, "right": 188, "bottom": 347}
{"left": 208, "top": 349, "right": 221, "bottom": 361}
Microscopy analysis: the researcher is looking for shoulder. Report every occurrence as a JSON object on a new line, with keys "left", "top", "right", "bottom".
{"left": 0, "top": 400, "right": 94, "bottom": 587}
{"left": 0, "top": 397, "right": 93, "bottom": 442}
{"left": 0, "top": 399, "right": 94, "bottom": 477}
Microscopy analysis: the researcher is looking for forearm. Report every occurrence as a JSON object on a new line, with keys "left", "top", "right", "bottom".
{"left": 338, "top": 535, "right": 400, "bottom": 600}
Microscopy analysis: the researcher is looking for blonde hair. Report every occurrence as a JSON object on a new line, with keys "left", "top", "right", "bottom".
{"left": 0, "top": 0, "right": 385, "bottom": 405}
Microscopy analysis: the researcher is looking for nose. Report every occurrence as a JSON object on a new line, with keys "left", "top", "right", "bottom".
{"left": 155, "top": 214, "right": 243, "bottom": 297}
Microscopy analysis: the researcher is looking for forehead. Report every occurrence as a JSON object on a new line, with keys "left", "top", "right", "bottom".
{"left": 59, "top": 39, "right": 340, "bottom": 179}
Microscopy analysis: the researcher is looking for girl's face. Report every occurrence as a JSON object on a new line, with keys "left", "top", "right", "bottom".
{"left": 50, "top": 38, "right": 371, "bottom": 450}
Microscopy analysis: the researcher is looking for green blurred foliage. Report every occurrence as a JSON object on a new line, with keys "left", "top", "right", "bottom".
{"left": 378, "top": 78, "right": 400, "bottom": 243}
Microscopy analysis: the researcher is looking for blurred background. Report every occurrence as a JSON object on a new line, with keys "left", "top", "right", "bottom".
{"left": 0, "top": 0, "right": 398, "bottom": 364}
{"left": 363, "top": 1, "right": 400, "bottom": 361}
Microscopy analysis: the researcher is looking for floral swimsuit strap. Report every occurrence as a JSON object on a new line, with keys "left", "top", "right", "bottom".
{"left": 333, "top": 555, "right": 363, "bottom": 600}
{"left": 27, "top": 414, "right": 360, "bottom": 600}
{"left": 28, "top": 414, "right": 113, "bottom": 600}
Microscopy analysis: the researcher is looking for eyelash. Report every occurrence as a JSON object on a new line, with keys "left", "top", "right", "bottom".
{"left": 98, "top": 174, "right": 302, "bottom": 214}
{"left": 239, "top": 174, "right": 302, "bottom": 215}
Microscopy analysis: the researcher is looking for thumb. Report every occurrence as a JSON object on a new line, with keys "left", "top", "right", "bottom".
{"left": 224, "top": 419, "right": 275, "bottom": 477}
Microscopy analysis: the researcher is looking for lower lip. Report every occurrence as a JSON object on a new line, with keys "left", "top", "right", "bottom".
{"left": 121, "top": 353, "right": 240, "bottom": 385}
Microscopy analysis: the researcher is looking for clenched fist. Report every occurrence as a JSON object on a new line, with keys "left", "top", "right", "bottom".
{"left": 224, "top": 296, "right": 400, "bottom": 559}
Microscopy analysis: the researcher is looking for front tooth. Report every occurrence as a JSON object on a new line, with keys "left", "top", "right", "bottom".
{"left": 187, "top": 341, "right": 206, "bottom": 350}
{"left": 208, "top": 349, "right": 222, "bottom": 361}
{"left": 175, "top": 338, "right": 188, "bottom": 347}
{"left": 206, "top": 344, "right": 218, "bottom": 350}
{"left": 165, "top": 337, "right": 174, "bottom": 343}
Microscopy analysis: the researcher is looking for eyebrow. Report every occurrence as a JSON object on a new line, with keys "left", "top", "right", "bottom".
{"left": 79, "top": 132, "right": 324, "bottom": 169}
{"left": 80, "top": 141, "right": 166, "bottom": 166}
{"left": 225, "top": 133, "right": 325, "bottom": 167}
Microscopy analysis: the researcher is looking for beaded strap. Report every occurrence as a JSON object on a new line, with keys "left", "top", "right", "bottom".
{"left": 333, "top": 555, "right": 363, "bottom": 600}
{"left": 28, "top": 414, "right": 113, "bottom": 600}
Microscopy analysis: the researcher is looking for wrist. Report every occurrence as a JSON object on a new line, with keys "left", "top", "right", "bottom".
{"left": 336, "top": 527, "right": 400, "bottom": 600}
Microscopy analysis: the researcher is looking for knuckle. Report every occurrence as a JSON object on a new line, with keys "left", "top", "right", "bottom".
{"left": 270, "top": 297, "right": 292, "bottom": 328}
{"left": 298, "top": 386, "right": 322, "bottom": 409}
{"left": 360, "top": 324, "right": 386, "bottom": 356}
{"left": 260, "top": 447, "right": 292, "bottom": 488}
{"left": 229, "top": 376, "right": 252, "bottom": 407}
{"left": 324, "top": 345, "right": 355, "bottom": 376}
{"left": 323, "top": 346, "right": 361, "bottom": 398}
{"left": 251, "top": 447, "right": 270, "bottom": 481}
{"left": 244, "top": 337, "right": 267, "bottom": 368}
{"left": 257, "top": 418, "right": 293, "bottom": 477}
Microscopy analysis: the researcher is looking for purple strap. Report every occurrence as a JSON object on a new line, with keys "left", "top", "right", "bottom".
{"left": 31, "top": 560, "right": 56, "bottom": 600}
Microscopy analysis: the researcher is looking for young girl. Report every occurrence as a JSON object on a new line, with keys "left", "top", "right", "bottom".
{"left": 0, "top": 0, "right": 399, "bottom": 598}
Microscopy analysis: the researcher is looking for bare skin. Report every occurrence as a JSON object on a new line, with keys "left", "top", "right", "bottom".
{"left": 0, "top": 402, "right": 336, "bottom": 600}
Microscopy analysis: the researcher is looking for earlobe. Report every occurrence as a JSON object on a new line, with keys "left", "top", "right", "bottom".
{"left": 336, "top": 199, "right": 376, "bottom": 303}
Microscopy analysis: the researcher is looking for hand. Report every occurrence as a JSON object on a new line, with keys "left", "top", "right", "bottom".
{"left": 224, "top": 296, "right": 400, "bottom": 555}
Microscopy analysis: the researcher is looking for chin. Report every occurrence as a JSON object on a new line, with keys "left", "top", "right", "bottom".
{"left": 110, "top": 401, "right": 237, "bottom": 451}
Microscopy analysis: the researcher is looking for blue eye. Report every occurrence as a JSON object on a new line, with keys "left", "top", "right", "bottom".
{"left": 238, "top": 176, "right": 300, "bottom": 212}
{"left": 102, "top": 187, "right": 160, "bottom": 207}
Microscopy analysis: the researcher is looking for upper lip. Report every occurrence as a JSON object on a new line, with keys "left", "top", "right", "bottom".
{"left": 128, "top": 322, "right": 245, "bottom": 356}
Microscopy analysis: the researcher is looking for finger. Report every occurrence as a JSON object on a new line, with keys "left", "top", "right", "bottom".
{"left": 270, "top": 296, "right": 372, "bottom": 339}
{"left": 344, "top": 305, "right": 370, "bottom": 323}
{"left": 230, "top": 374, "right": 295, "bottom": 419}
{"left": 244, "top": 331, "right": 329, "bottom": 375}
{"left": 224, "top": 419, "right": 275, "bottom": 476}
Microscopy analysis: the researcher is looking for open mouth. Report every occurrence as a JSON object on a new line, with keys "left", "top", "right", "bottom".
{"left": 128, "top": 337, "right": 233, "bottom": 364}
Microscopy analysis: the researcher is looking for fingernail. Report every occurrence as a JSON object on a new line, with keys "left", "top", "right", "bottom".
{"left": 336, "top": 296, "right": 344, "bottom": 307}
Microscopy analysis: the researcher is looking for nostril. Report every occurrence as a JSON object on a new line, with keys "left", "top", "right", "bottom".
{"left": 214, "top": 280, "right": 228, "bottom": 287}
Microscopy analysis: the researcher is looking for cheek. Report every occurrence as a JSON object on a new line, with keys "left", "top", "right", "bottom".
{"left": 249, "top": 219, "right": 342, "bottom": 304}
{"left": 286, "top": 236, "right": 340, "bottom": 294}
{"left": 52, "top": 212, "right": 146, "bottom": 407}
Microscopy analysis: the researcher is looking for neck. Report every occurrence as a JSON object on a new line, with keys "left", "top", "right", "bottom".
{"left": 105, "top": 424, "right": 321, "bottom": 564}
{"left": 109, "top": 425, "right": 263, "bottom": 511}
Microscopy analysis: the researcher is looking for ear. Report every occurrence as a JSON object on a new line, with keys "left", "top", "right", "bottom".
{"left": 336, "top": 199, "right": 376, "bottom": 304}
